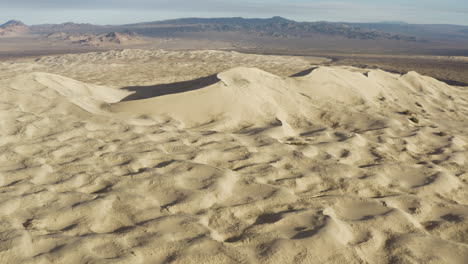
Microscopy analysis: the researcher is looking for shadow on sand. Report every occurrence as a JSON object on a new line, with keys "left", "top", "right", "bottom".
{"left": 289, "top": 67, "right": 318, "bottom": 77}
{"left": 120, "top": 74, "right": 220, "bottom": 101}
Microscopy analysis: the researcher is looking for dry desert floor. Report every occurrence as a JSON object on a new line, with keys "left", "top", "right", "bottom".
{"left": 0, "top": 50, "right": 467, "bottom": 263}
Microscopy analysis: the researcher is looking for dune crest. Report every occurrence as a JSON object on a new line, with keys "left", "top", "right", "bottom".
{"left": 111, "top": 66, "right": 468, "bottom": 133}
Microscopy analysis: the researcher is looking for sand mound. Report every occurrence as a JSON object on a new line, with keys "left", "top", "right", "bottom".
{"left": 2, "top": 72, "right": 131, "bottom": 115}
{"left": 112, "top": 67, "right": 312, "bottom": 131}
{"left": 1, "top": 51, "right": 467, "bottom": 264}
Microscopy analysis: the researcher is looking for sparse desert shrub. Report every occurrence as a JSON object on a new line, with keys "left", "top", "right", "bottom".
{"left": 409, "top": 117, "right": 419, "bottom": 123}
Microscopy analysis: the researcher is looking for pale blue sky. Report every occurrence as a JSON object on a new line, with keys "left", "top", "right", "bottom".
{"left": 1, "top": 0, "right": 467, "bottom": 25}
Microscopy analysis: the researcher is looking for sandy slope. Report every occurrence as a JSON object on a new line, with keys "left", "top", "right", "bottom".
{"left": 0, "top": 50, "right": 467, "bottom": 264}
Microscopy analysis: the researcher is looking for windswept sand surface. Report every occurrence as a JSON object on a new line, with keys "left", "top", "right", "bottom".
{"left": 1, "top": 50, "right": 467, "bottom": 263}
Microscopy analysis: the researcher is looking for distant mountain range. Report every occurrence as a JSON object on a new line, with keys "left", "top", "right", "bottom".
{"left": 4, "top": 17, "right": 468, "bottom": 42}
{"left": 120, "top": 16, "right": 418, "bottom": 41}
{"left": 3, "top": 17, "right": 468, "bottom": 55}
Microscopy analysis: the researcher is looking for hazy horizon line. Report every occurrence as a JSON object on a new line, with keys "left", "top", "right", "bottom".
{"left": 4, "top": 16, "right": 468, "bottom": 27}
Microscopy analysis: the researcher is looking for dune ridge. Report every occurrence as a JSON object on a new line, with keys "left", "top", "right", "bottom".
{"left": 0, "top": 50, "right": 467, "bottom": 263}
{"left": 112, "top": 66, "right": 468, "bottom": 133}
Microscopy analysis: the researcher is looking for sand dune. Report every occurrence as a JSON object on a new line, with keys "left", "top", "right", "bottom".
{"left": 112, "top": 66, "right": 468, "bottom": 132}
{"left": 0, "top": 50, "right": 467, "bottom": 263}
{"left": 5, "top": 72, "right": 131, "bottom": 115}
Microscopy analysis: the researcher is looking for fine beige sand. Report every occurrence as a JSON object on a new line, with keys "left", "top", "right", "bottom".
{"left": 0, "top": 50, "right": 467, "bottom": 263}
